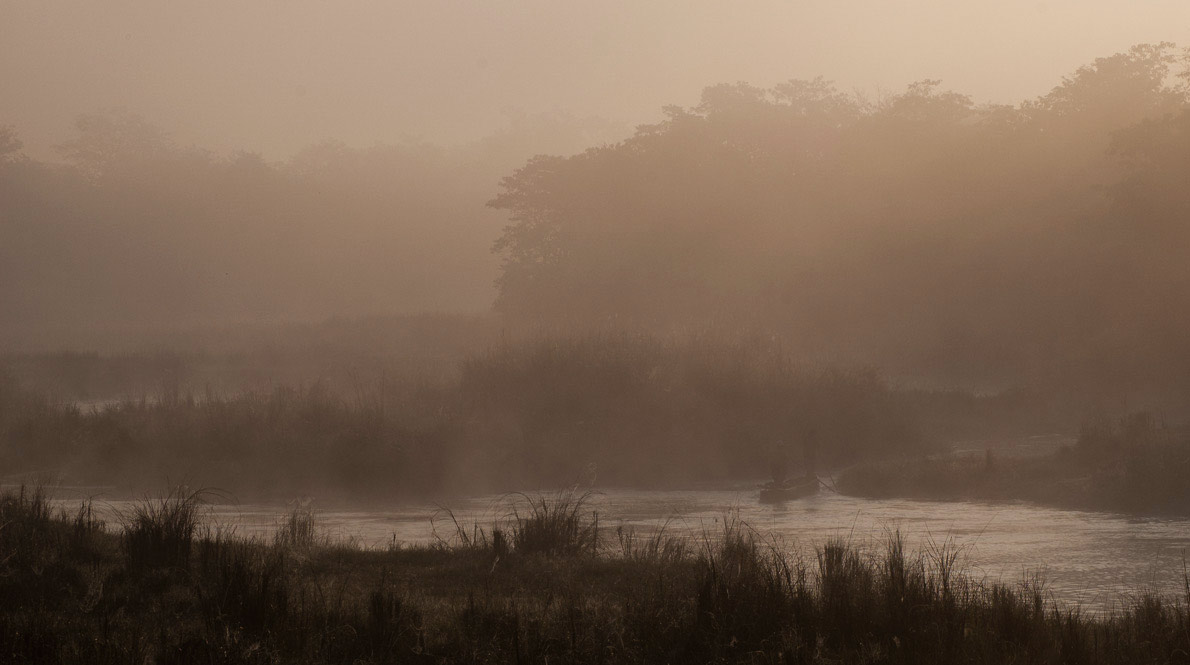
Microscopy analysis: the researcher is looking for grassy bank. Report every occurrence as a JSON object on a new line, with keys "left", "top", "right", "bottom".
{"left": 838, "top": 412, "right": 1190, "bottom": 515}
{"left": 5, "top": 486, "right": 1190, "bottom": 663}
{"left": 0, "top": 333, "right": 942, "bottom": 499}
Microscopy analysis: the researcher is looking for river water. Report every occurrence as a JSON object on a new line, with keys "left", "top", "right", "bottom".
{"left": 53, "top": 484, "right": 1190, "bottom": 612}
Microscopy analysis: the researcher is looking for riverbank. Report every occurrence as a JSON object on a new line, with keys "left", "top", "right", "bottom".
{"left": 835, "top": 446, "right": 1105, "bottom": 511}
{"left": 6, "top": 486, "right": 1190, "bottom": 664}
{"left": 837, "top": 414, "right": 1190, "bottom": 516}
{"left": 0, "top": 334, "right": 934, "bottom": 500}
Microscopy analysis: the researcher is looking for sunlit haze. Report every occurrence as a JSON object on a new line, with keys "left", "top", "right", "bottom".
{"left": 3, "top": 1, "right": 1188, "bottom": 158}
{"left": 10, "top": 3, "right": 1190, "bottom": 661}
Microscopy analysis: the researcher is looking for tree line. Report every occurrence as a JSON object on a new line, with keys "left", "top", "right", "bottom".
{"left": 489, "top": 44, "right": 1190, "bottom": 395}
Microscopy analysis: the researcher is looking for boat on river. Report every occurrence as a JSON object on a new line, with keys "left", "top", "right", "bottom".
{"left": 758, "top": 476, "right": 819, "bottom": 503}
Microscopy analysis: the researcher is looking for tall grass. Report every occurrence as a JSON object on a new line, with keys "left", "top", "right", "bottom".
{"left": 508, "top": 490, "right": 600, "bottom": 556}
{"left": 6, "top": 485, "right": 1190, "bottom": 662}
{"left": 431, "top": 489, "right": 601, "bottom": 558}
{"left": 0, "top": 485, "right": 52, "bottom": 572}
{"left": 274, "top": 499, "right": 318, "bottom": 550}
{"left": 120, "top": 486, "right": 207, "bottom": 571}
{"left": 458, "top": 333, "right": 922, "bottom": 488}
{"left": 615, "top": 520, "right": 688, "bottom": 564}
{"left": 1, "top": 334, "right": 936, "bottom": 500}
{"left": 689, "top": 515, "right": 805, "bottom": 657}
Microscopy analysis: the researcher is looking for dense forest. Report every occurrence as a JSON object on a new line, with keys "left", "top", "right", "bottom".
{"left": 488, "top": 44, "right": 1190, "bottom": 393}
{"left": 0, "top": 110, "right": 622, "bottom": 350}
{"left": 3, "top": 44, "right": 1190, "bottom": 496}
{"left": 5, "top": 45, "right": 1190, "bottom": 399}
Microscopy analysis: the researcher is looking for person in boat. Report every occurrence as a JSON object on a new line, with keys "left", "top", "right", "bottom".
{"left": 759, "top": 429, "right": 822, "bottom": 501}
{"left": 767, "top": 439, "right": 791, "bottom": 489}
{"left": 803, "top": 428, "right": 818, "bottom": 480}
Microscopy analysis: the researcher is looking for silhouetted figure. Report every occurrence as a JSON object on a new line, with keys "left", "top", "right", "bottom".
{"left": 770, "top": 442, "right": 790, "bottom": 486}
{"left": 804, "top": 428, "right": 818, "bottom": 479}
{"left": 570, "top": 462, "right": 599, "bottom": 492}
{"left": 760, "top": 432, "right": 822, "bottom": 502}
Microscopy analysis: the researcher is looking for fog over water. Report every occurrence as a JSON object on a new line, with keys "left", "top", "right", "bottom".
{"left": 10, "top": 3, "right": 1190, "bottom": 660}
{"left": 5, "top": 0, "right": 1190, "bottom": 486}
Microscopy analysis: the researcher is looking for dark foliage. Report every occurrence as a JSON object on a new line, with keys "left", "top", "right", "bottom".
{"left": 5, "top": 487, "right": 1190, "bottom": 663}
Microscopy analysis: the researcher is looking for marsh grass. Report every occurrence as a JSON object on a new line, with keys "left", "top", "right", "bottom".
{"left": 0, "top": 485, "right": 53, "bottom": 571}
{"left": 431, "top": 489, "right": 601, "bottom": 559}
{"left": 120, "top": 485, "right": 209, "bottom": 571}
{"left": 431, "top": 505, "right": 496, "bottom": 554}
{"left": 274, "top": 499, "right": 318, "bottom": 550}
{"left": 7, "top": 485, "right": 1190, "bottom": 663}
{"left": 615, "top": 519, "right": 688, "bottom": 564}
{"left": 0, "top": 334, "right": 939, "bottom": 502}
{"left": 508, "top": 489, "right": 600, "bottom": 556}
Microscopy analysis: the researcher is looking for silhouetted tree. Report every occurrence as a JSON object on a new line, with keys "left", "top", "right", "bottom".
{"left": 489, "top": 45, "right": 1190, "bottom": 389}
{"left": 55, "top": 110, "right": 173, "bottom": 181}
{"left": 0, "top": 126, "right": 21, "bottom": 161}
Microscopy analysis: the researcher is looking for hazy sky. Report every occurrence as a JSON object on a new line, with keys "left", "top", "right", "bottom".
{"left": 3, "top": 1, "right": 1188, "bottom": 159}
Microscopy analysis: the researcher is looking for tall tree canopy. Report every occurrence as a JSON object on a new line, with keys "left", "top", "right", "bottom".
{"left": 490, "top": 44, "right": 1190, "bottom": 387}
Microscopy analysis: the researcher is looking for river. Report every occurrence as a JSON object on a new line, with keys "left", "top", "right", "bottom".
{"left": 48, "top": 483, "right": 1190, "bottom": 613}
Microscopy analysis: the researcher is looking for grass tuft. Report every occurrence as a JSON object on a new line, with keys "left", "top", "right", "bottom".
{"left": 508, "top": 489, "right": 600, "bottom": 556}
{"left": 120, "top": 486, "right": 208, "bottom": 571}
{"left": 274, "top": 499, "right": 318, "bottom": 550}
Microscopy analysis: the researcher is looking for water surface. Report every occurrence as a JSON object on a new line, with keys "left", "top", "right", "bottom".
{"left": 56, "top": 485, "right": 1190, "bottom": 611}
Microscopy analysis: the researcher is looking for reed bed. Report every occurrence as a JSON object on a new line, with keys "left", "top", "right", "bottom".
{"left": 4, "top": 485, "right": 1190, "bottom": 663}
{"left": 0, "top": 334, "right": 930, "bottom": 502}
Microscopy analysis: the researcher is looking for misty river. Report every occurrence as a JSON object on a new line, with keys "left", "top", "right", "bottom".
{"left": 58, "top": 486, "right": 1190, "bottom": 613}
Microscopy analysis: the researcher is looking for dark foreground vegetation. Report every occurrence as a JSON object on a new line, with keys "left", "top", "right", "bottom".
{"left": 6, "top": 485, "right": 1190, "bottom": 664}
{"left": 840, "top": 411, "right": 1190, "bottom": 515}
